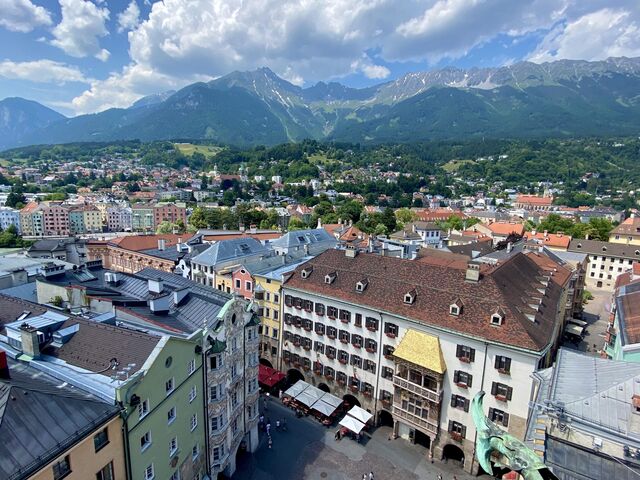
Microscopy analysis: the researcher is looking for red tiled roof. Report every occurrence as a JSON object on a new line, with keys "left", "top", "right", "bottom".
{"left": 516, "top": 195, "right": 553, "bottom": 206}
{"left": 108, "top": 234, "right": 183, "bottom": 251}
{"left": 611, "top": 216, "right": 640, "bottom": 237}
{"left": 284, "top": 250, "right": 565, "bottom": 351}
{"left": 487, "top": 222, "right": 525, "bottom": 236}
{"left": 524, "top": 232, "right": 571, "bottom": 249}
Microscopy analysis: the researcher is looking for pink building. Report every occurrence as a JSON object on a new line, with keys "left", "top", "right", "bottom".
{"left": 153, "top": 202, "right": 187, "bottom": 226}
{"left": 232, "top": 266, "right": 254, "bottom": 300}
{"left": 42, "top": 203, "right": 70, "bottom": 236}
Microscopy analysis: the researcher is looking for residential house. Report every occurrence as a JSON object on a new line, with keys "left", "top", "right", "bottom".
{"left": 513, "top": 195, "right": 554, "bottom": 211}
{"left": 19, "top": 202, "right": 44, "bottom": 237}
{"left": 106, "top": 206, "right": 132, "bottom": 232}
{"left": 270, "top": 228, "right": 337, "bottom": 256}
{"left": 281, "top": 249, "right": 569, "bottom": 474}
{"left": 153, "top": 201, "right": 187, "bottom": 227}
{"left": 610, "top": 214, "right": 640, "bottom": 246}
{"left": 604, "top": 280, "right": 640, "bottom": 362}
{"left": 0, "top": 206, "right": 20, "bottom": 233}
{"left": 523, "top": 230, "right": 571, "bottom": 252}
{"left": 131, "top": 203, "right": 155, "bottom": 232}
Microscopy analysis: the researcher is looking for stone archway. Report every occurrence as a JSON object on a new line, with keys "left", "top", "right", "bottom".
{"left": 318, "top": 383, "right": 330, "bottom": 393}
{"left": 259, "top": 358, "right": 273, "bottom": 368}
{"left": 287, "top": 368, "right": 304, "bottom": 386}
{"left": 342, "top": 394, "right": 361, "bottom": 409}
{"left": 442, "top": 443, "right": 465, "bottom": 464}
{"left": 377, "top": 409, "right": 394, "bottom": 427}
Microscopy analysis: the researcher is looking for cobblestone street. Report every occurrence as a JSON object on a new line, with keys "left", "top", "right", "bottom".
{"left": 233, "top": 399, "right": 477, "bottom": 480}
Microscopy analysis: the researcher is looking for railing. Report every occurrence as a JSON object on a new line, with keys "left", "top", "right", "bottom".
{"left": 393, "top": 376, "right": 442, "bottom": 403}
{"left": 392, "top": 404, "right": 439, "bottom": 435}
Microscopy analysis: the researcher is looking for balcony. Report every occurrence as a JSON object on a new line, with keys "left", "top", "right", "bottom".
{"left": 392, "top": 404, "right": 439, "bottom": 436}
{"left": 393, "top": 376, "right": 442, "bottom": 403}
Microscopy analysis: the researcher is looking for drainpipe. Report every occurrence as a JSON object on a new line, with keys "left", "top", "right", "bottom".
{"left": 119, "top": 404, "right": 133, "bottom": 480}
{"left": 243, "top": 307, "right": 247, "bottom": 436}
{"left": 374, "top": 312, "right": 384, "bottom": 425}
{"left": 470, "top": 341, "right": 489, "bottom": 474}
{"left": 202, "top": 333, "right": 212, "bottom": 479}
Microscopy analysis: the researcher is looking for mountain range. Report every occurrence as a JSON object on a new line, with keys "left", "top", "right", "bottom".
{"left": 2, "top": 56, "right": 640, "bottom": 150}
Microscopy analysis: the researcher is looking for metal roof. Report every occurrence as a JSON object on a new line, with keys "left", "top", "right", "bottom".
{"left": 191, "top": 238, "right": 269, "bottom": 266}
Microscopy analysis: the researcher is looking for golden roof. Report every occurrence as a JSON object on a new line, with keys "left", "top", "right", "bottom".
{"left": 393, "top": 329, "right": 446, "bottom": 374}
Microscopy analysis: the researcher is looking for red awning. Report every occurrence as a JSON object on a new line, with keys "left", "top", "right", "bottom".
{"left": 259, "top": 364, "right": 286, "bottom": 387}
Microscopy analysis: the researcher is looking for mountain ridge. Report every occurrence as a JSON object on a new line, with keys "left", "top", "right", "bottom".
{"left": 3, "top": 56, "right": 640, "bottom": 149}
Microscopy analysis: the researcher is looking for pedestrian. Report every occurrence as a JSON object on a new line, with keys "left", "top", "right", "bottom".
{"left": 268, "top": 436, "right": 272, "bottom": 449}
{"left": 276, "top": 419, "right": 281, "bottom": 431}
{"left": 437, "top": 475, "right": 442, "bottom": 480}
{"left": 266, "top": 422, "right": 271, "bottom": 435}
{"left": 369, "top": 472, "right": 374, "bottom": 480}
{"left": 282, "top": 418, "right": 287, "bottom": 431}
{"left": 334, "top": 430, "right": 340, "bottom": 440}
{"left": 362, "top": 474, "right": 367, "bottom": 480}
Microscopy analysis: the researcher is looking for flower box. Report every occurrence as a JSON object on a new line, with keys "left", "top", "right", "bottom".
{"left": 366, "top": 325, "right": 377, "bottom": 332}
{"left": 303, "top": 365, "right": 310, "bottom": 371}
{"left": 495, "top": 394, "right": 507, "bottom": 402}
{"left": 350, "top": 385, "right": 359, "bottom": 393}
{"left": 384, "top": 354, "right": 393, "bottom": 360}
{"left": 341, "top": 318, "right": 349, "bottom": 324}
{"left": 381, "top": 399, "right": 392, "bottom": 408}
{"left": 337, "top": 379, "right": 346, "bottom": 386}
{"left": 497, "top": 368, "right": 510, "bottom": 375}
{"left": 450, "top": 432, "right": 463, "bottom": 442}
{"left": 326, "top": 354, "right": 335, "bottom": 360}
{"left": 303, "top": 345, "right": 311, "bottom": 351}
{"left": 459, "top": 356, "right": 471, "bottom": 363}
{"left": 363, "top": 391, "right": 372, "bottom": 397}
{"left": 303, "top": 326, "right": 312, "bottom": 332}
{"left": 339, "top": 358, "right": 348, "bottom": 365}
{"left": 352, "top": 343, "right": 361, "bottom": 349}
{"left": 293, "top": 362, "right": 301, "bottom": 368}
{"left": 327, "top": 334, "right": 336, "bottom": 340}
{"left": 340, "top": 338, "right": 349, "bottom": 344}
{"left": 385, "top": 332, "right": 396, "bottom": 339}
{"left": 456, "top": 382, "right": 468, "bottom": 389}
{"left": 315, "top": 330, "right": 323, "bottom": 336}
{"left": 366, "top": 347, "right": 375, "bottom": 353}
{"left": 325, "top": 374, "right": 334, "bottom": 380}
{"left": 314, "top": 369, "right": 322, "bottom": 375}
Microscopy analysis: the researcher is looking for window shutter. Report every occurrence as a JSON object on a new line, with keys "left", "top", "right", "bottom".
{"left": 494, "top": 356, "right": 500, "bottom": 369}
{"left": 507, "top": 386, "right": 513, "bottom": 401}
{"left": 464, "top": 398, "right": 470, "bottom": 412}
{"left": 450, "top": 395, "right": 457, "bottom": 407}
{"left": 453, "top": 370, "right": 460, "bottom": 383}
{"left": 467, "top": 374, "right": 473, "bottom": 388}
{"left": 470, "top": 348, "right": 475, "bottom": 362}
{"left": 503, "top": 413, "right": 509, "bottom": 427}
{"left": 456, "top": 345, "right": 462, "bottom": 357}
{"left": 491, "top": 382, "right": 498, "bottom": 395}
{"left": 505, "top": 357, "right": 511, "bottom": 371}
{"left": 448, "top": 420, "right": 453, "bottom": 432}
{"left": 462, "top": 425, "right": 467, "bottom": 438}
{"left": 489, "top": 408, "right": 494, "bottom": 421}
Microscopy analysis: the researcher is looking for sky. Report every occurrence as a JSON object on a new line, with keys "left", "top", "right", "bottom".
{"left": 1, "top": 0, "right": 639, "bottom": 117}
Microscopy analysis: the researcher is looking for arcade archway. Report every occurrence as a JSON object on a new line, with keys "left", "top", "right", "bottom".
{"left": 318, "top": 383, "right": 330, "bottom": 393}
{"left": 342, "top": 394, "right": 361, "bottom": 409}
{"left": 287, "top": 368, "right": 304, "bottom": 386}
{"left": 377, "top": 409, "right": 394, "bottom": 427}
{"left": 442, "top": 444, "right": 465, "bottom": 464}
{"left": 259, "top": 358, "right": 273, "bottom": 368}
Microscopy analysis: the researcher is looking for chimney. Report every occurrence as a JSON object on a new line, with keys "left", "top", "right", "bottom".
{"left": 20, "top": 323, "right": 40, "bottom": 359}
{"left": 158, "top": 238, "right": 166, "bottom": 251}
{"left": 531, "top": 229, "right": 537, "bottom": 236}
{"left": 543, "top": 230, "right": 548, "bottom": 237}
{"left": 465, "top": 262, "right": 481, "bottom": 282}
{"left": 249, "top": 224, "right": 257, "bottom": 234}
{"left": 317, "top": 217, "right": 322, "bottom": 229}
{"left": 507, "top": 241, "right": 512, "bottom": 253}
{"left": 345, "top": 247, "right": 357, "bottom": 258}
{"left": 148, "top": 277, "right": 164, "bottom": 294}
{"left": 0, "top": 351, "right": 9, "bottom": 379}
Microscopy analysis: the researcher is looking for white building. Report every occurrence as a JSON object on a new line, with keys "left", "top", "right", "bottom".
{"left": 281, "top": 249, "right": 569, "bottom": 474}
{"left": 106, "top": 206, "right": 132, "bottom": 232}
{"left": 0, "top": 206, "right": 21, "bottom": 233}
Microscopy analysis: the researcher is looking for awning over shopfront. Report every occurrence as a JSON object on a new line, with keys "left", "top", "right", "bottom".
{"left": 564, "top": 323, "right": 584, "bottom": 337}
{"left": 282, "top": 380, "right": 343, "bottom": 416}
{"left": 347, "top": 405, "right": 373, "bottom": 424}
{"left": 258, "top": 364, "right": 286, "bottom": 387}
{"left": 339, "top": 415, "right": 366, "bottom": 434}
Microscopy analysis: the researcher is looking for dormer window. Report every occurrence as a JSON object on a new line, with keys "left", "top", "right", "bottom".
{"left": 356, "top": 279, "right": 368, "bottom": 293}
{"left": 301, "top": 267, "right": 313, "bottom": 279}
{"left": 491, "top": 313, "right": 503, "bottom": 325}
{"left": 450, "top": 298, "right": 463, "bottom": 316}
{"left": 404, "top": 289, "right": 416, "bottom": 305}
{"left": 324, "top": 272, "right": 336, "bottom": 284}
{"left": 602, "top": 246, "right": 607, "bottom": 252}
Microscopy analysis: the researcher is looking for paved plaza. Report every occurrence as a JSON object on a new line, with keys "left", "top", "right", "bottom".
{"left": 233, "top": 399, "right": 477, "bottom": 480}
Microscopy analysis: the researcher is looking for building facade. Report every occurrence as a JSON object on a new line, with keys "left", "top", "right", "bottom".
{"left": 569, "top": 238, "right": 640, "bottom": 291}
{"left": 0, "top": 206, "right": 21, "bottom": 233}
{"left": 280, "top": 249, "right": 568, "bottom": 474}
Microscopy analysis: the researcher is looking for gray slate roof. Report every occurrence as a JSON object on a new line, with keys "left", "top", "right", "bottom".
{"left": 569, "top": 238, "right": 640, "bottom": 259}
{"left": 270, "top": 228, "right": 337, "bottom": 249}
{"left": 191, "top": 238, "right": 269, "bottom": 266}
{"left": 0, "top": 358, "right": 118, "bottom": 480}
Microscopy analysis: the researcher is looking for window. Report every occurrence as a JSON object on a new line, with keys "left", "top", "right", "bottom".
{"left": 450, "top": 394, "right": 470, "bottom": 411}
{"left": 293, "top": 297, "right": 303, "bottom": 309}
{"left": 213, "top": 444, "right": 225, "bottom": 462}
{"left": 285, "top": 295, "right": 293, "bottom": 307}
{"left": 138, "top": 399, "right": 150, "bottom": 419}
{"left": 365, "top": 339, "right": 377, "bottom": 353}
{"left": 384, "top": 322, "right": 398, "bottom": 338}
{"left": 489, "top": 408, "right": 509, "bottom": 427}
{"left": 169, "top": 437, "right": 178, "bottom": 456}
{"left": 339, "top": 309, "right": 351, "bottom": 323}
{"left": 365, "top": 317, "right": 378, "bottom": 331}
{"left": 315, "top": 302, "right": 325, "bottom": 316}
{"left": 404, "top": 290, "right": 416, "bottom": 304}
{"left": 246, "top": 281, "right": 252, "bottom": 291}
{"left": 364, "top": 359, "right": 376, "bottom": 373}
{"left": 325, "top": 272, "right": 336, "bottom": 284}
{"left": 400, "top": 396, "right": 430, "bottom": 420}
{"left": 381, "top": 366, "right": 394, "bottom": 379}
{"left": 274, "top": 294, "right": 279, "bottom": 303}
{"left": 169, "top": 472, "right": 180, "bottom": 480}
{"left": 326, "top": 346, "right": 336, "bottom": 359}
{"left": 192, "top": 444, "right": 199, "bottom": 460}
{"left": 491, "top": 382, "right": 513, "bottom": 401}
{"left": 355, "top": 313, "right": 362, "bottom": 327}
{"left": 167, "top": 406, "right": 176, "bottom": 424}
{"left": 339, "top": 329, "right": 350, "bottom": 343}
{"left": 448, "top": 421, "right": 467, "bottom": 439}
{"left": 383, "top": 344, "right": 395, "bottom": 357}
{"left": 304, "top": 299, "right": 313, "bottom": 312}
{"left": 140, "top": 431, "right": 152, "bottom": 451}
{"left": 327, "top": 326, "right": 337, "bottom": 338}
{"left": 351, "top": 355, "right": 362, "bottom": 368}
{"left": 456, "top": 345, "right": 475, "bottom": 363}
{"left": 352, "top": 334, "right": 363, "bottom": 348}
{"left": 327, "top": 306, "right": 338, "bottom": 319}
{"left": 495, "top": 355, "right": 511, "bottom": 374}
{"left": 235, "top": 279, "right": 241, "bottom": 288}
{"left": 210, "top": 354, "right": 223, "bottom": 370}
{"left": 144, "top": 464, "right": 154, "bottom": 480}
{"left": 211, "top": 413, "right": 226, "bottom": 431}
{"left": 490, "top": 313, "right": 503, "bottom": 325}
{"left": 190, "top": 413, "right": 198, "bottom": 431}
{"left": 453, "top": 370, "right": 472, "bottom": 388}
{"left": 315, "top": 322, "right": 325, "bottom": 335}
{"left": 188, "top": 359, "right": 196, "bottom": 375}
{"left": 96, "top": 462, "right": 114, "bottom": 480}
{"left": 165, "top": 378, "right": 175, "bottom": 395}
{"left": 272, "top": 328, "right": 278, "bottom": 339}
{"left": 210, "top": 384, "right": 223, "bottom": 401}
{"left": 53, "top": 455, "right": 71, "bottom": 480}
{"left": 314, "top": 341, "right": 325, "bottom": 354}
{"left": 450, "top": 303, "right": 461, "bottom": 315}
{"left": 338, "top": 350, "right": 349, "bottom": 364}
{"left": 93, "top": 427, "right": 109, "bottom": 452}
{"left": 189, "top": 385, "right": 197, "bottom": 403}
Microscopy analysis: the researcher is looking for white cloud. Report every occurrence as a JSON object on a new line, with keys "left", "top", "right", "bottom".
{"left": 117, "top": 1, "right": 140, "bottom": 33}
{"left": 51, "top": 0, "right": 111, "bottom": 61}
{"left": 529, "top": 8, "right": 640, "bottom": 63}
{"left": 0, "top": 0, "right": 52, "bottom": 33}
{"left": 0, "top": 59, "right": 89, "bottom": 84}
{"left": 65, "top": 0, "right": 640, "bottom": 114}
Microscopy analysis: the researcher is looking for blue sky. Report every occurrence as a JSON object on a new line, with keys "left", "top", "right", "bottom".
{"left": 1, "top": 0, "right": 639, "bottom": 116}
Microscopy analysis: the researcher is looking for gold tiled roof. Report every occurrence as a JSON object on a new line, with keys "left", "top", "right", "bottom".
{"left": 393, "top": 329, "right": 446, "bottom": 374}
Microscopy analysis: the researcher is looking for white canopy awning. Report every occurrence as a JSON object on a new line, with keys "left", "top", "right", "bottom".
{"left": 283, "top": 380, "right": 309, "bottom": 398}
{"left": 319, "top": 392, "right": 342, "bottom": 409}
{"left": 312, "top": 399, "right": 338, "bottom": 416}
{"left": 347, "top": 405, "right": 373, "bottom": 424}
{"left": 564, "top": 323, "right": 584, "bottom": 336}
{"left": 339, "top": 415, "right": 366, "bottom": 434}
{"left": 297, "top": 387, "right": 324, "bottom": 407}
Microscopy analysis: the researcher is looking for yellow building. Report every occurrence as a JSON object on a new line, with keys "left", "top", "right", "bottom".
{"left": 609, "top": 215, "right": 640, "bottom": 245}
{"left": 82, "top": 206, "right": 104, "bottom": 233}
{"left": 1, "top": 355, "right": 126, "bottom": 480}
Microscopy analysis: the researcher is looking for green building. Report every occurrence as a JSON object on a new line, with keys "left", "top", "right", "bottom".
{"left": 605, "top": 281, "right": 640, "bottom": 363}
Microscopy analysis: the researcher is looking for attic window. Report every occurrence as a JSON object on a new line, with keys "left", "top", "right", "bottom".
{"left": 490, "top": 313, "right": 503, "bottom": 326}
{"left": 404, "top": 290, "right": 416, "bottom": 305}
{"left": 450, "top": 299, "right": 463, "bottom": 316}
{"left": 325, "top": 272, "right": 337, "bottom": 285}
{"left": 576, "top": 243, "right": 582, "bottom": 248}
{"left": 356, "top": 279, "right": 368, "bottom": 293}
{"left": 636, "top": 250, "right": 640, "bottom": 256}
{"left": 301, "top": 267, "right": 313, "bottom": 279}
{"left": 602, "top": 246, "right": 607, "bottom": 252}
